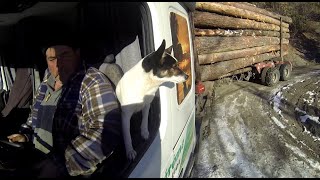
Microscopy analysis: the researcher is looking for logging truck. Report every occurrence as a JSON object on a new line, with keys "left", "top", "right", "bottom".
{"left": 194, "top": 2, "right": 293, "bottom": 84}
{"left": 193, "top": 2, "right": 293, "bottom": 115}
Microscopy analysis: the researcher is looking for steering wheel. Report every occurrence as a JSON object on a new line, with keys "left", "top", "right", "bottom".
{"left": 0, "top": 140, "right": 24, "bottom": 149}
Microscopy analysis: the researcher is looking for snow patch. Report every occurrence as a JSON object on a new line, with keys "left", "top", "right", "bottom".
{"left": 272, "top": 91, "right": 283, "bottom": 116}
{"left": 285, "top": 143, "right": 320, "bottom": 171}
{"left": 304, "top": 130, "right": 320, "bottom": 142}
{"left": 295, "top": 108, "right": 320, "bottom": 124}
{"left": 271, "top": 116, "right": 286, "bottom": 129}
{"left": 288, "top": 132, "right": 297, "bottom": 139}
{"left": 295, "top": 107, "right": 320, "bottom": 142}
{"left": 270, "top": 83, "right": 294, "bottom": 117}
{"left": 306, "top": 91, "right": 315, "bottom": 96}
{"left": 303, "top": 98, "right": 314, "bottom": 104}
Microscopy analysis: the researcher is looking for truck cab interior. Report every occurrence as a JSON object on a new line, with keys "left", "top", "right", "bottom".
{"left": 0, "top": 1, "right": 160, "bottom": 177}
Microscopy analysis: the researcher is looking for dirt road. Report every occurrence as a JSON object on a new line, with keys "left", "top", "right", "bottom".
{"left": 192, "top": 64, "right": 320, "bottom": 178}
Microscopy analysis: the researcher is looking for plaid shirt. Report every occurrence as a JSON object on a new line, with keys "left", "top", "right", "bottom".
{"left": 25, "top": 67, "right": 122, "bottom": 176}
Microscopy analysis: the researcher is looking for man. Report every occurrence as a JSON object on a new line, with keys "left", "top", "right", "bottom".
{"left": 6, "top": 39, "right": 122, "bottom": 177}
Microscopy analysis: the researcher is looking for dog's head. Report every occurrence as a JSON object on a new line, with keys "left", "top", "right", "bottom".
{"left": 142, "top": 39, "right": 189, "bottom": 83}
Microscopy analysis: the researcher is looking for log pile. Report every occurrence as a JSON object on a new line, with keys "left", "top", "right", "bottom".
{"left": 193, "top": 2, "right": 292, "bottom": 81}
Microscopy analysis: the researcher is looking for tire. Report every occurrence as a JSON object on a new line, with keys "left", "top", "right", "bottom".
{"left": 265, "top": 68, "right": 280, "bottom": 86}
{"left": 260, "top": 67, "right": 270, "bottom": 85}
{"left": 279, "top": 64, "right": 291, "bottom": 81}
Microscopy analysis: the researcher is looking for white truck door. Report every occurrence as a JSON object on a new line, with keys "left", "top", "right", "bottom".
{"left": 129, "top": 2, "right": 196, "bottom": 178}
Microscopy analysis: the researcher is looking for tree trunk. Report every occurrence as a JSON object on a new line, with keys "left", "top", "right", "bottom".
{"left": 199, "top": 50, "right": 288, "bottom": 81}
{"left": 217, "top": 2, "right": 292, "bottom": 24}
{"left": 194, "top": 28, "right": 290, "bottom": 38}
{"left": 195, "top": 36, "right": 289, "bottom": 54}
{"left": 238, "top": 2, "right": 257, "bottom": 7}
{"left": 194, "top": 11, "right": 289, "bottom": 32}
{"left": 198, "top": 44, "right": 289, "bottom": 65}
{"left": 195, "top": 2, "right": 289, "bottom": 28}
{"left": 189, "top": 12, "right": 202, "bottom": 82}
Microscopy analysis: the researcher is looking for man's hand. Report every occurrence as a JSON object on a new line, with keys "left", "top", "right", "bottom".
{"left": 7, "top": 134, "right": 27, "bottom": 142}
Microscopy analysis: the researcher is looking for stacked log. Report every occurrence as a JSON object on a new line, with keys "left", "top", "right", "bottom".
{"left": 194, "top": 2, "right": 292, "bottom": 81}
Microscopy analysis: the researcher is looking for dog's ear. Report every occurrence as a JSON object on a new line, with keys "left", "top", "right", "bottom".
{"left": 142, "top": 39, "right": 166, "bottom": 71}
{"left": 156, "top": 39, "right": 166, "bottom": 57}
{"left": 151, "top": 39, "right": 166, "bottom": 62}
{"left": 156, "top": 40, "right": 166, "bottom": 65}
{"left": 160, "top": 44, "right": 175, "bottom": 65}
{"left": 165, "top": 45, "right": 173, "bottom": 54}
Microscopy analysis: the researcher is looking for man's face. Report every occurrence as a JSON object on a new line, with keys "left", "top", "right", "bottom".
{"left": 45, "top": 45, "right": 80, "bottom": 84}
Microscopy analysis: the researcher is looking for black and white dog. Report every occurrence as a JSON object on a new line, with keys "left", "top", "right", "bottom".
{"left": 116, "top": 39, "right": 189, "bottom": 160}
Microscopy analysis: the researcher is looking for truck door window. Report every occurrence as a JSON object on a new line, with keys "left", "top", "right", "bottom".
{"left": 170, "top": 12, "right": 192, "bottom": 105}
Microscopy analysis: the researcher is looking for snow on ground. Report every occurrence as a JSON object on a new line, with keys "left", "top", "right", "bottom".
{"left": 194, "top": 92, "right": 265, "bottom": 178}
{"left": 284, "top": 143, "right": 320, "bottom": 171}
{"left": 193, "top": 69, "right": 320, "bottom": 178}
{"left": 267, "top": 70, "right": 320, "bottom": 174}
{"left": 271, "top": 116, "right": 286, "bottom": 129}
{"left": 295, "top": 108, "right": 319, "bottom": 124}
{"left": 270, "top": 70, "right": 320, "bottom": 142}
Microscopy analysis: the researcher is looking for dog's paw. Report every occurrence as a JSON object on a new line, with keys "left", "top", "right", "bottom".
{"left": 141, "top": 129, "right": 149, "bottom": 140}
{"left": 127, "top": 149, "right": 137, "bottom": 161}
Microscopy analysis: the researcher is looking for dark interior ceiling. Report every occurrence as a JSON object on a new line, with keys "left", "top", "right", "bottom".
{"left": 0, "top": 0, "right": 38, "bottom": 13}
{"left": 0, "top": 2, "right": 78, "bottom": 26}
